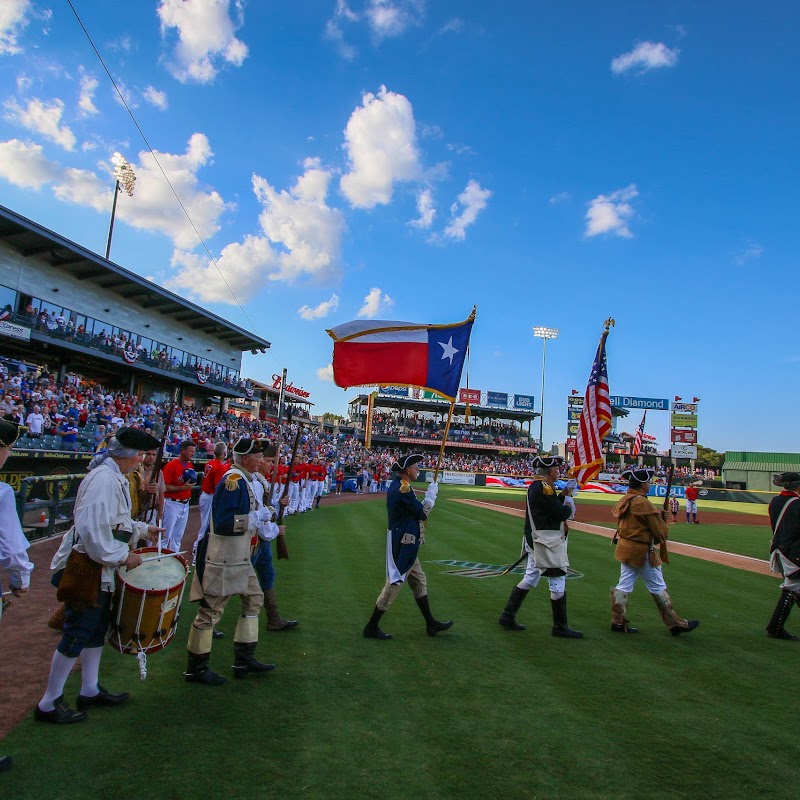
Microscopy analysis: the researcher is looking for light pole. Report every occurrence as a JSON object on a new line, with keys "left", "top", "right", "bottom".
{"left": 105, "top": 152, "right": 136, "bottom": 261}
{"left": 533, "top": 325, "right": 559, "bottom": 454}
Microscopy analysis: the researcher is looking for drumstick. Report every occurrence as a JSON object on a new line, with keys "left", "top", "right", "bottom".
{"left": 136, "top": 551, "right": 187, "bottom": 565}
{"left": 157, "top": 532, "right": 162, "bottom": 557}
{"left": 1, "top": 591, "right": 12, "bottom": 596}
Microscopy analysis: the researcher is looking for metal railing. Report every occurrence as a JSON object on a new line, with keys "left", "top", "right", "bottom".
{"left": 16, "top": 473, "right": 86, "bottom": 541}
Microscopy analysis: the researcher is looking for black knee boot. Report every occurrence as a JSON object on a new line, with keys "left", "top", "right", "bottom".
{"left": 767, "top": 590, "right": 799, "bottom": 640}
{"left": 499, "top": 586, "right": 529, "bottom": 630}
{"left": 416, "top": 595, "right": 454, "bottom": 637}
{"left": 363, "top": 606, "right": 392, "bottom": 639}
{"left": 185, "top": 651, "right": 228, "bottom": 685}
{"left": 551, "top": 594, "right": 583, "bottom": 639}
{"left": 232, "top": 642, "right": 276, "bottom": 679}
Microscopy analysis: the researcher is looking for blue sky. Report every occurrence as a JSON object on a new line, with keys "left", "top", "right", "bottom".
{"left": 0, "top": 1, "right": 797, "bottom": 454}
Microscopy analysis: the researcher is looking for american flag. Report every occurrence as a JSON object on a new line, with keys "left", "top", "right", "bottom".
{"left": 631, "top": 410, "right": 646, "bottom": 457}
{"left": 570, "top": 326, "right": 612, "bottom": 487}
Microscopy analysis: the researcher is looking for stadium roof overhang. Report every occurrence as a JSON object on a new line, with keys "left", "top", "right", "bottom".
{"left": 347, "top": 392, "right": 539, "bottom": 423}
{"left": 0, "top": 204, "right": 270, "bottom": 353}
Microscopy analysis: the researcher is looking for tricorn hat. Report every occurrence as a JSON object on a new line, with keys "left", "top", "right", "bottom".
{"left": 532, "top": 455, "right": 564, "bottom": 469}
{"left": 233, "top": 436, "right": 268, "bottom": 455}
{"left": 773, "top": 472, "right": 800, "bottom": 489}
{"left": 391, "top": 453, "right": 424, "bottom": 473}
{"left": 0, "top": 418, "right": 22, "bottom": 447}
{"left": 621, "top": 466, "right": 655, "bottom": 484}
{"left": 116, "top": 427, "right": 162, "bottom": 451}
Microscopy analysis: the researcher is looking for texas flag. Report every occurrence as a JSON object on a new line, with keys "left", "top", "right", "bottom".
{"left": 326, "top": 310, "right": 475, "bottom": 401}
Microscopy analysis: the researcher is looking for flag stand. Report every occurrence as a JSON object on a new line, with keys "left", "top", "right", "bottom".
{"left": 433, "top": 401, "right": 456, "bottom": 482}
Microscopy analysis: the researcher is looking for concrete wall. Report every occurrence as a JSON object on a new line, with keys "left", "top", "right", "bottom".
{"left": 0, "top": 244, "right": 242, "bottom": 374}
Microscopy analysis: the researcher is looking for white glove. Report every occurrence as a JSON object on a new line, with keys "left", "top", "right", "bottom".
{"left": 257, "top": 520, "right": 280, "bottom": 541}
{"left": 424, "top": 482, "right": 439, "bottom": 503}
{"left": 248, "top": 507, "right": 273, "bottom": 528}
{"left": 563, "top": 495, "right": 576, "bottom": 520}
{"left": 564, "top": 479, "right": 578, "bottom": 492}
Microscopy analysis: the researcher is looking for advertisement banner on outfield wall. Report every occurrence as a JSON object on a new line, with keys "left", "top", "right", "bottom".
{"left": 418, "top": 470, "right": 476, "bottom": 485}
{"left": 487, "top": 391, "right": 508, "bottom": 407}
{"left": 513, "top": 394, "right": 535, "bottom": 410}
{"left": 459, "top": 388, "right": 481, "bottom": 404}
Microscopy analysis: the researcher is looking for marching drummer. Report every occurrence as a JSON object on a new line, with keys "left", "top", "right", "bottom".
{"left": 34, "top": 427, "right": 164, "bottom": 725}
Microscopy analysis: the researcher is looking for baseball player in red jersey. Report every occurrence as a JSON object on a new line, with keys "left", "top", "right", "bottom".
{"left": 161, "top": 440, "right": 197, "bottom": 552}
{"left": 685, "top": 483, "right": 700, "bottom": 524}
{"left": 196, "top": 441, "right": 229, "bottom": 548}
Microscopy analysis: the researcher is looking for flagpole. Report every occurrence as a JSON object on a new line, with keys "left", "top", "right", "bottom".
{"left": 433, "top": 400, "right": 456, "bottom": 482}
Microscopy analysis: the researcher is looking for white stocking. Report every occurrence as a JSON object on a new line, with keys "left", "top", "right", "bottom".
{"left": 39, "top": 650, "right": 78, "bottom": 711}
{"left": 80, "top": 646, "right": 103, "bottom": 697}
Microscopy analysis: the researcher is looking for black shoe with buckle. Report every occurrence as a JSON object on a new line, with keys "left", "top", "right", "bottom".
{"left": 34, "top": 696, "right": 87, "bottom": 724}
{"left": 212, "top": 629, "right": 225, "bottom": 640}
{"left": 0, "top": 756, "right": 12, "bottom": 772}
{"left": 76, "top": 685, "right": 130, "bottom": 711}
{"left": 611, "top": 623, "right": 639, "bottom": 634}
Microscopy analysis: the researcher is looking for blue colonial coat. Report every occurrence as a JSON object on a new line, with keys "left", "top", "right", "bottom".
{"left": 385, "top": 477, "right": 428, "bottom": 583}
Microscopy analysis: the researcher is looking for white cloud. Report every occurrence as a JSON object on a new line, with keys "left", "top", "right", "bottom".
{"left": 166, "top": 158, "right": 345, "bottom": 302}
{"left": 366, "top": 0, "right": 424, "bottom": 41}
{"left": 106, "top": 35, "right": 135, "bottom": 54}
{"left": 409, "top": 188, "right": 435, "bottom": 229}
{"left": 254, "top": 157, "right": 346, "bottom": 283}
{"left": 124, "top": 133, "right": 230, "bottom": 248}
{"left": 4, "top": 97, "right": 77, "bottom": 151}
{"left": 438, "top": 18, "right": 464, "bottom": 35}
{"left": 549, "top": 191, "right": 570, "bottom": 205}
{"left": 340, "top": 85, "right": 421, "bottom": 209}
{"left": 78, "top": 68, "right": 99, "bottom": 116}
{"left": 443, "top": 179, "right": 491, "bottom": 240}
{"left": 324, "top": 0, "right": 358, "bottom": 61}
{"left": 584, "top": 184, "right": 638, "bottom": 238}
{"left": 316, "top": 363, "right": 334, "bottom": 382}
{"left": 166, "top": 235, "right": 277, "bottom": 304}
{"left": 611, "top": 41, "right": 679, "bottom": 75}
{"left": 112, "top": 80, "right": 139, "bottom": 110}
{"left": 143, "top": 86, "right": 168, "bottom": 110}
{"left": 0, "top": 134, "right": 231, "bottom": 250}
{"left": 298, "top": 293, "right": 340, "bottom": 320}
{"left": 158, "top": 0, "right": 249, "bottom": 84}
{"left": 0, "top": 0, "right": 31, "bottom": 55}
{"left": 734, "top": 242, "right": 763, "bottom": 265}
{"left": 358, "top": 287, "right": 393, "bottom": 318}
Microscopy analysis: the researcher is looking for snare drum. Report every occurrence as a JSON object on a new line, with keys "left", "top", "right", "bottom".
{"left": 109, "top": 548, "right": 188, "bottom": 655}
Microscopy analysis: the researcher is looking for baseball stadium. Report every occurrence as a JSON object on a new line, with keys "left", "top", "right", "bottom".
{"left": 0, "top": 205, "right": 797, "bottom": 800}
{"left": 0, "top": 6, "right": 797, "bottom": 800}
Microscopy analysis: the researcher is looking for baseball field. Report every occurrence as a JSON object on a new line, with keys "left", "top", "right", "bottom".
{"left": 0, "top": 485, "right": 792, "bottom": 800}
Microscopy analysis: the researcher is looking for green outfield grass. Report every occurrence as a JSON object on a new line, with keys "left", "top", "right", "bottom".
{"left": 3, "top": 491, "right": 793, "bottom": 800}
{"left": 452, "top": 485, "right": 772, "bottom": 560}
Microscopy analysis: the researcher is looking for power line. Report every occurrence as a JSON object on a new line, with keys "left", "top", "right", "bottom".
{"left": 65, "top": 0, "right": 284, "bottom": 373}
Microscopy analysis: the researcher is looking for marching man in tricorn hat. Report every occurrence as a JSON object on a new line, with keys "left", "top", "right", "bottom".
{"left": 185, "top": 436, "right": 277, "bottom": 685}
{"left": 498, "top": 454, "right": 583, "bottom": 638}
{"left": 362, "top": 453, "right": 452, "bottom": 640}
{"left": 610, "top": 466, "right": 699, "bottom": 636}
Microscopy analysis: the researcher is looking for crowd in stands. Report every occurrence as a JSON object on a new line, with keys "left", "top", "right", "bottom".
{"left": 0, "top": 357, "right": 721, "bottom": 486}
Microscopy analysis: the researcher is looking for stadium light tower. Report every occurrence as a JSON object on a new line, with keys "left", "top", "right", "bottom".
{"left": 105, "top": 152, "right": 137, "bottom": 261}
{"left": 533, "top": 326, "right": 559, "bottom": 453}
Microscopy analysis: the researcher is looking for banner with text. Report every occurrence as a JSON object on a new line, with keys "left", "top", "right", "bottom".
{"left": 609, "top": 395, "right": 669, "bottom": 411}
{"left": 671, "top": 413, "right": 698, "bottom": 428}
{"left": 513, "top": 393, "right": 535, "bottom": 410}
{"left": 671, "top": 429, "right": 698, "bottom": 444}
{"left": 487, "top": 391, "right": 508, "bottom": 408}
{"left": 378, "top": 386, "right": 409, "bottom": 397}
{"left": 459, "top": 388, "right": 481, "bottom": 404}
